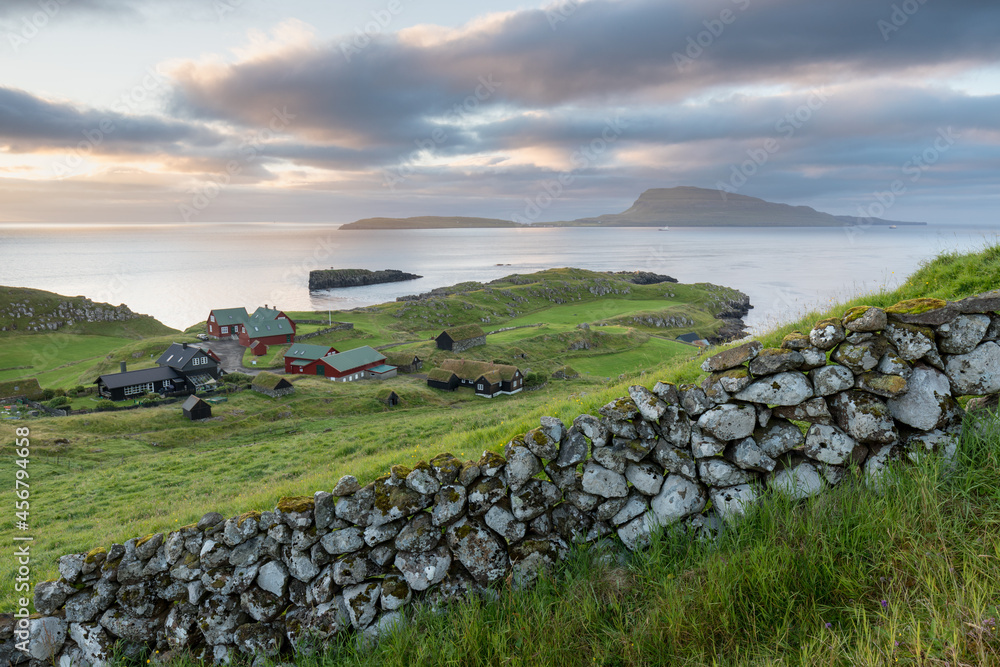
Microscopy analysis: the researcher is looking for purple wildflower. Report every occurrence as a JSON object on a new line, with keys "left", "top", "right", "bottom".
{"left": 880, "top": 599, "right": 889, "bottom": 609}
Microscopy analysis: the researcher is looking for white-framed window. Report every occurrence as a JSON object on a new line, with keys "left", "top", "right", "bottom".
{"left": 221, "top": 326, "right": 229, "bottom": 334}
{"left": 124, "top": 382, "right": 154, "bottom": 396}
{"left": 210, "top": 315, "right": 215, "bottom": 322}
{"left": 477, "top": 383, "right": 483, "bottom": 390}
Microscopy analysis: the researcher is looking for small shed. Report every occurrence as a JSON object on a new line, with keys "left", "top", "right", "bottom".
{"left": 250, "top": 340, "right": 269, "bottom": 356}
{"left": 182, "top": 395, "right": 212, "bottom": 421}
{"left": 377, "top": 389, "right": 400, "bottom": 407}
{"left": 435, "top": 325, "right": 486, "bottom": 352}
{"left": 251, "top": 371, "right": 294, "bottom": 397}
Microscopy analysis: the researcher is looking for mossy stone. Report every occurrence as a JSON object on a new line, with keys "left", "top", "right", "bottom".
{"left": 276, "top": 496, "right": 315, "bottom": 513}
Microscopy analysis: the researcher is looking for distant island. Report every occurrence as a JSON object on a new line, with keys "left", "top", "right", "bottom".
{"left": 340, "top": 216, "right": 524, "bottom": 230}
{"left": 308, "top": 268, "right": 423, "bottom": 291}
{"left": 339, "top": 186, "right": 926, "bottom": 230}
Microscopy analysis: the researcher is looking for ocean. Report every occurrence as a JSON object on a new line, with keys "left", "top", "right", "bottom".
{"left": 0, "top": 222, "right": 996, "bottom": 332}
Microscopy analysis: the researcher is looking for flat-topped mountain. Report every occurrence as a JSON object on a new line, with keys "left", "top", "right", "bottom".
{"left": 339, "top": 186, "right": 925, "bottom": 229}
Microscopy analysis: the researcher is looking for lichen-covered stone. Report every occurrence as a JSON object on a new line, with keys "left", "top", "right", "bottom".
{"left": 864, "top": 443, "right": 901, "bottom": 492}
{"left": 697, "top": 459, "right": 757, "bottom": 487}
{"left": 653, "top": 380, "right": 680, "bottom": 404}
{"left": 429, "top": 453, "right": 462, "bottom": 485}
{"left": 749, "top": 348, "right": 805, "bottom": 376}
{"left": 628, "top": 384, "right": 668, "bottom": 422}
{"left": 887, "top": 365, "right": 957, "bottom": 430}
{"left": 467, "top": 476, "right": 506, "bottom": 516}
{"left": 828, "top": 391, "right": 898, "bottom": 444}
{"left": 256, "top": 560, "right": 288, "bottom": 597}
{"left": 394, "top": 546, "right": 451, "bottom": 591}
{"left": 393, "top": 512, "right": 440, "bottom": 552}
{"left": 724, "top": 437, "right": 777, "bottom": 473}
{"left": 369, "top": 478, "right": 432, "bottom": 527}
{"left": 598, "top": 396, "right": 639, "bottom": 422}
{"left": 690, "top": 426, "right": 726, "bottom": 458}
{"left": 945, "top": 341, "right": 1000, "bottom": 395}
{"left": 510, "top": 537, "right": 569, "bottom": 586}
{"left": 432, "top": 484, "right": 466, "bottom": 527}
{"left": 380, "top": 574, "right": 412, "bottom": 611}
{"left": 710, "top": 367, "right": 753, "bottom": 393}
{"left": 617, "top": 515, "right": 654, "bottom": 552}
{"left": 799, "top": 346, "right": 828, "bottom": 370}
{"left": 625, "top": 461, "right": 665, "bottom": 496}
{"left": 34, "top": 579, "right": 75, "bottom": 615}
{"left": 808, "top": 364, "right": 851, "bottom": 397}
{"left": 342, "top": 582, "right": 381, "bottom": 630}
{"left": 854, "top": 372, "right": 908, "bottom": 398}
{"left": 484, "top": 503, "right": 526, "bottom": 543}
{"left": 591, "top": 444, "right": 627, "bottom": 473}
{"left": 843, "top": 305, "right": 888, "bottom": 332}
{"left": 708, "top": 484, "right": 759, "bottom": 524}
{"left": 886, "top": 298, "right": 957, "bottom": 325}
{"left": 831, "top": 337, "right": 886, "bottom": 374}
{"left": 405, "top": 462, "right": 441, "bottom": 496}
{"left": 649, "top": 474, "right": 706, "bottom": 526}
{"left": 363, "top": 519, "right": 406, "bottom": 548}
{"left": 679, "top": 384, "right": 712, "bottom": 416}
{"left": 581, "top": 461, "right": 628, "bottom": 498}
{"left": 701, "top": 340, "right": 763, "bottom": 372}
{"left": 804, "top": 424, "right": 866, "bottom": 466}
{"left": 554, "top": 425, "right": 589, "bottom": 468}
{"left": 524, "top": 427, "right": 559, "bottom": 460}
{"left": 938, "top": 314, "right": 991, "bottom": 354}
{"left": 610, "top": 492, "right": 650, "bottom": 527}
{"left": 504, "top": 436, "right": 542, "bottom": 491}
{"left": 510, "top": 479, "right": 560, "bottom": 521}
{"left": 445, "top": 517, "right": 510, "bottom": 585}
{"left": 885, "top": 322, "right": 936, "bottom": 360}
{"left": 334, "top": 484, "right": 374, "bottom": 526}
{"left": 781, "top": 331, "right": 811, "bottom": 350}
{"left": 772, "top": 397, "right": 832, "bottom": 425}
{"left": 697, "top": 404, "right": 757, "bottom": 441}
{"left": 594, "top": 496, "right": 629, "bottom": 522}
{"left": 573, "top": 414, "right": 609, "bottom": 447}
{"left": 735, "top": 371, "right": 814, "bottom": 406}
{"left": 652, "top": 439, "right": 698, "bottom": 478}
{"left": 99, "top": 608, "right": 160, "bottom": 643}
{"left": 769, "top": 461, "right": 826, "bottom": 500}
{"left": 27, "top": 616, "right": 66, "bottom": 661}
{"left": 809, "top": 318, "right": 846, "bottom": 350}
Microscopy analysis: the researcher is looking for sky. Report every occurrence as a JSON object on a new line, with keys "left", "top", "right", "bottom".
{"left": 0, "top": 0, "right": 998, "bottom": 225}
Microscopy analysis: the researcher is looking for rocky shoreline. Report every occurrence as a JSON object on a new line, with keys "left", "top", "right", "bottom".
{"left": 308, "top": 269, "right": 422, "bottom": 291}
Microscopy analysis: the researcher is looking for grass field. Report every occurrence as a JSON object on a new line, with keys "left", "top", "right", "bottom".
{"left": 5, "top": 250, "right": 1000, "bottom": 665}
{"left": 0, "top": 334, "right": 127, "bottom": 386}
{"left": 570, "top": 336, "right": 697, "bottom": 377}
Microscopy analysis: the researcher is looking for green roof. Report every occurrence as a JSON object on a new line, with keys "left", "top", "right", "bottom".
{"left": 251, "top": 371, "right": 292, "bottom": 391}
{"left": 211, "top": 307, "right": 249, "bottom": 325}
{"left": 290, "top": 359, "right": 312, "bottom": 367}
{"left": 320, "top": 346, "right": 386, "bottom": 372}
{"left": 0, "top": 378, "right": 43, "bottom": 400}
{"left": 441, "top": 324, "right": 485, "bottom": 341}
{"left": 369, "top": 364, "right": 396, "bottom": 374}
{"left": 246, "top": 316, "right": 294, "bottom": 337}
{"left": 427, "top": 368, "right": 457, "bottom": 382}
{"left": 285, "top": 343, "right": 334, "bottom": 361}
{"left": 439, "top": 359, "right": 521, "bottom": 382}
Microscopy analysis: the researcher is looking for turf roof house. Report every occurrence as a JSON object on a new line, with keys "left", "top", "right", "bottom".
{"left": 435, "top": 324, "right": 486, "bottom": 352}
{"left": 156, "top": 342, "right": 222, "bottom": 390}
{"left": 317, "top": 346, "right": 397, "bottom": 382}
{"left": 283, "top": 343, "right": 338, "bottom": 375}
{"left": 426, "top": 359, "right": 523, "bottom": 397}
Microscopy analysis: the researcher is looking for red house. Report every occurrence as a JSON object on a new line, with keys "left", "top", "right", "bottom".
{"left": 284, "top": 343, "right": 338, "bottom": 375}
{"left": 249, "top": 340, "right": 269, "bottom": 357}
{"left": 206, "top": 307, "right": 249, "bottom": 339}
{"left": 317, "top": 346, "right": 394, "bottom": 382}
{"left": 207, "top": 305, "right": 296, "bottom": 344}
{"left": 236, "top": 307, "right": 297, "bottom": 347}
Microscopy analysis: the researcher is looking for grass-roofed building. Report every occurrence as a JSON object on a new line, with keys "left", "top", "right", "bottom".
{"left": 0, "top": 378, "right": 43, "bottom": 402}
{"left": 435, "top": 324, "right": 486, "bottom": 352}
{"left": 251, "top": 371, "right": 294, "bottom": 397}
{"left": 427, "top": 359, "right": 523, "bottom": 398}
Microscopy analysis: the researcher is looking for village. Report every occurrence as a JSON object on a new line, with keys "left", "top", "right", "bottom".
{"left": 70, "top": 305, "right": 528, "bottom": 421}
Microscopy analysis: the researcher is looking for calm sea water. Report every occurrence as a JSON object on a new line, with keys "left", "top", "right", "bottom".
{"left": 0, "top": 223, "right": 996, "bottom": 332}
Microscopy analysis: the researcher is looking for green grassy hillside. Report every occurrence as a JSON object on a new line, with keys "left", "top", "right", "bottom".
{"left": 2, "top": 248, "right": 999, "bottom": 665}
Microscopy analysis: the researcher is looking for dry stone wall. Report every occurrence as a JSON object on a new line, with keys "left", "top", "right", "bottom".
{"left": 6, "top": 291, "right": 1000, "bottom": 667}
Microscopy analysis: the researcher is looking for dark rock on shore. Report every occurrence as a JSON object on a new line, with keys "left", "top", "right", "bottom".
{"left": 309, "top": 269, "right": 423, "bottom": 291}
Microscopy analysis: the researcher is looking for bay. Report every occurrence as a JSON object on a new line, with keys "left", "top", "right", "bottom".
{"left": 0, "top": 222, "right": 996, "bottom": 332}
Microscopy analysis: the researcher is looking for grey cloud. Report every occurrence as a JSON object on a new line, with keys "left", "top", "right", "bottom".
{"left": 0, "top": 86, "right": 223, "bottom": 153}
